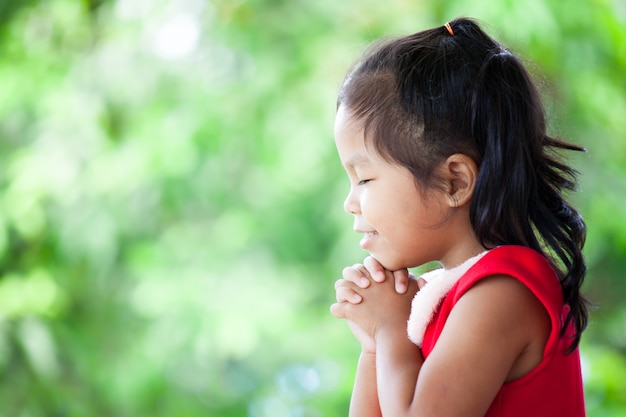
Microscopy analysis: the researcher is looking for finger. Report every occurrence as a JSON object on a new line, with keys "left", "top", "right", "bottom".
{"left": 416, "top": 277, "right": 428, "bottom": 289}
{"left": 330, "top": 302, "right": 347, "bottom": 319}
{"left": 334, "top": 278, "right": 348, "bottom": 290}
{"left": 363, "top": 256, "right": 387, "bottom": 282}
{"left": 392, "top": 268, "right": 410, "bottom": 294}
{"left": 334, "top": 279, "right": 364, "bottom": 303}
{"left": 336, "top": 286, "right": 363, "bottom": 304}
{"left": 342, "top": 265, "right": 371, "bottom": 288}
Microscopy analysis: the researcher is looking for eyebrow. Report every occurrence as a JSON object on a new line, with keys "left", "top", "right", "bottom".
{"left": 345, "top": 153, "right": 371, "bottom": 169}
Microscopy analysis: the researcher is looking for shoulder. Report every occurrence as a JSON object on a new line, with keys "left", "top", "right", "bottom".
{"left": 439, "top": 272, "right": 552, "bottom": 381}
{"left": 453, "top": 245, "right": 563, "bottom": 315}
{"left": 464, "top": 246, "right": 556, "bottom": 283}
{"left": 452, "top": 273, "right": 550, "bottom": 341}
{"left": 417, "top": 273, "right": 551, "bottom": 411}
{"left": 450, "top": 245, "right": 560, "bottom": 351}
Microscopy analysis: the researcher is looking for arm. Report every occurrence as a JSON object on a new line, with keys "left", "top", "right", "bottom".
{"left": 339, "top": 273, "right": 550, "bottom": 417}
{"left": 349, "top": 351, "right": 381, "bottom": 417}
{"left": 333, "top": 261, "right": 420, "bottom": 417}
{"left": 332, "top": 266, "right": 420, "bottom": 416}
{"left": 333, "top": 265, "right": 384, "bottom": 417}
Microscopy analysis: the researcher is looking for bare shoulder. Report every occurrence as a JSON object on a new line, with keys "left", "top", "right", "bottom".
{"left": 458, "top": 274, "right": 551, "bottom": 339}
{"left": 413, "top": 275, "right": 551, "bottom": 416}
{"left": 456, "top": 274, "right": 552, "bottom": 380}
{"left": 461, "top": 273, "right": 548, "bottom": 317}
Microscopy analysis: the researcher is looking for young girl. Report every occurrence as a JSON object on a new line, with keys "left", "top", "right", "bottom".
{"left": 330, "top": 18, "right": 588, "bottom": 417}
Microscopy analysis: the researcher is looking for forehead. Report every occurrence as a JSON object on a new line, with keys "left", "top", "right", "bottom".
{"left": 334, "top": 106, "right": 371, "bottom": 164}
{"left": 334, "top": 106, "right": 362, "bottom": 139}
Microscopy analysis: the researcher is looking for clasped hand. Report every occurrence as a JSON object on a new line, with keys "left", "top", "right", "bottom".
{"left": 330, "top": 256, "right": 424, "bottom": 353}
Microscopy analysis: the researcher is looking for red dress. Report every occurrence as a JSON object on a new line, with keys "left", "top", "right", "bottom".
{"left": 421, "top": 246, "right": 586, "bottom": 416}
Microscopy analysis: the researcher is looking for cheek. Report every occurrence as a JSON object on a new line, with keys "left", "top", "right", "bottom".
{"left": 359, "top": 193, "right": 383, "bottom": 219}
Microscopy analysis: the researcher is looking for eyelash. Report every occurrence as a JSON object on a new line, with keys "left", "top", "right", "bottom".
{"left": 358, "top": 179, "right": 371, "bottom": 185}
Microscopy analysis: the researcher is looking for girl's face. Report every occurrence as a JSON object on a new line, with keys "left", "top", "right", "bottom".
{"left": 334, "top": 106, "right": 455, "bottom": 270}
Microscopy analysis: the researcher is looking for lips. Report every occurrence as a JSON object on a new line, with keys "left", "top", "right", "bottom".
{"left": 358, "top": 231, "right": 378, "bottom": 249}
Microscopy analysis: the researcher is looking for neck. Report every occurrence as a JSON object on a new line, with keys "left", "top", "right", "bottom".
{"left": 439, "top": 207, "right": 485, "bottom": 269}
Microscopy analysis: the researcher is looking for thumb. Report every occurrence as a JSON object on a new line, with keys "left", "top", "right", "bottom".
{"left": 392, "top": 268, "right": 410, "bottom": 294}
{"left": 330, "top": 302, "right": 348, "bottom": 319}
{"left": 416, "top": 277, "right": 427, "bottom": 290}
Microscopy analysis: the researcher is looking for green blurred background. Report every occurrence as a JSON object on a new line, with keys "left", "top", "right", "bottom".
{"left": 0, "top": 0, "right": 624, "bottom": 415}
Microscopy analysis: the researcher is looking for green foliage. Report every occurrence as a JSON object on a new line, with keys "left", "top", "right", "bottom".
{"left": 0, "top": 0, "right": 624, "bottom": 415}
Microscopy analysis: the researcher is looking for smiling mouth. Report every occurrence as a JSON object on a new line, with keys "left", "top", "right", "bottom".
{"left": 359, "top": 231, "right": 378, "bottom": 249}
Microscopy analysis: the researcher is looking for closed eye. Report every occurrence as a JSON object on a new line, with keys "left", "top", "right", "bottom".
{"left": 358, "top": 179, "right": 372, "bottom": 185}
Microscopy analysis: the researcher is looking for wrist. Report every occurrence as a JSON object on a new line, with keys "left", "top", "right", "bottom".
{"left": 358, "top": 350, "right": 377, "bottom": 367}
{"left": 375, "top": 320, "right": 408, "bottom": 343}
{"left": 361, "top": 345, "right": 377, "bottom": 356}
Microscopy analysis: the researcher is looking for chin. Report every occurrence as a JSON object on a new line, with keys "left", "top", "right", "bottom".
{"left": 373, "top": 253, "right": 423, "bottom": 271}
{"left": 373, "top": 256, "right": 409, "bottom": 272}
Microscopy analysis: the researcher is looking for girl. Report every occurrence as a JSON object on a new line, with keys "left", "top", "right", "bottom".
{"left": 330, "top": 18, "right": 588, "bottom": 417}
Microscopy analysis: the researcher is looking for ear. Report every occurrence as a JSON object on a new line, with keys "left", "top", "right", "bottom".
{"left": 440, "top": 154, "right": 478, "bottom": 208}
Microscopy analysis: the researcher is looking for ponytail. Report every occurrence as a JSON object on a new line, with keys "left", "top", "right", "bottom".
{"left": 469, "top": 44, "right": 589, "bottom": 352}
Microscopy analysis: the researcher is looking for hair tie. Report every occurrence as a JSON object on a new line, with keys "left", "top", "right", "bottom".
{"left": 444, "top": 22, "right": 454, "bottom": 36}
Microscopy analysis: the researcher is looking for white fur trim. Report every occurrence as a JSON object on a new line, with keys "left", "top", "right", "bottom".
{"left": 407, "top": 251, "right": 488, "bottom": 347}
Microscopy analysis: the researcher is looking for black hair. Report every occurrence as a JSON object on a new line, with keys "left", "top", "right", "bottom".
{"left": 337, "top": 17, "right": 589, "bottom": 351}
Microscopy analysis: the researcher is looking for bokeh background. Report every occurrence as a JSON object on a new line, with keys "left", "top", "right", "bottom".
{"left": 0, "top": 0, "right": 624, "bottom": 416}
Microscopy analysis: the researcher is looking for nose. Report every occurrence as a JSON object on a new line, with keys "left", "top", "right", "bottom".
{"left": 343, "top": 186, "right": 360, "bottom": 215}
